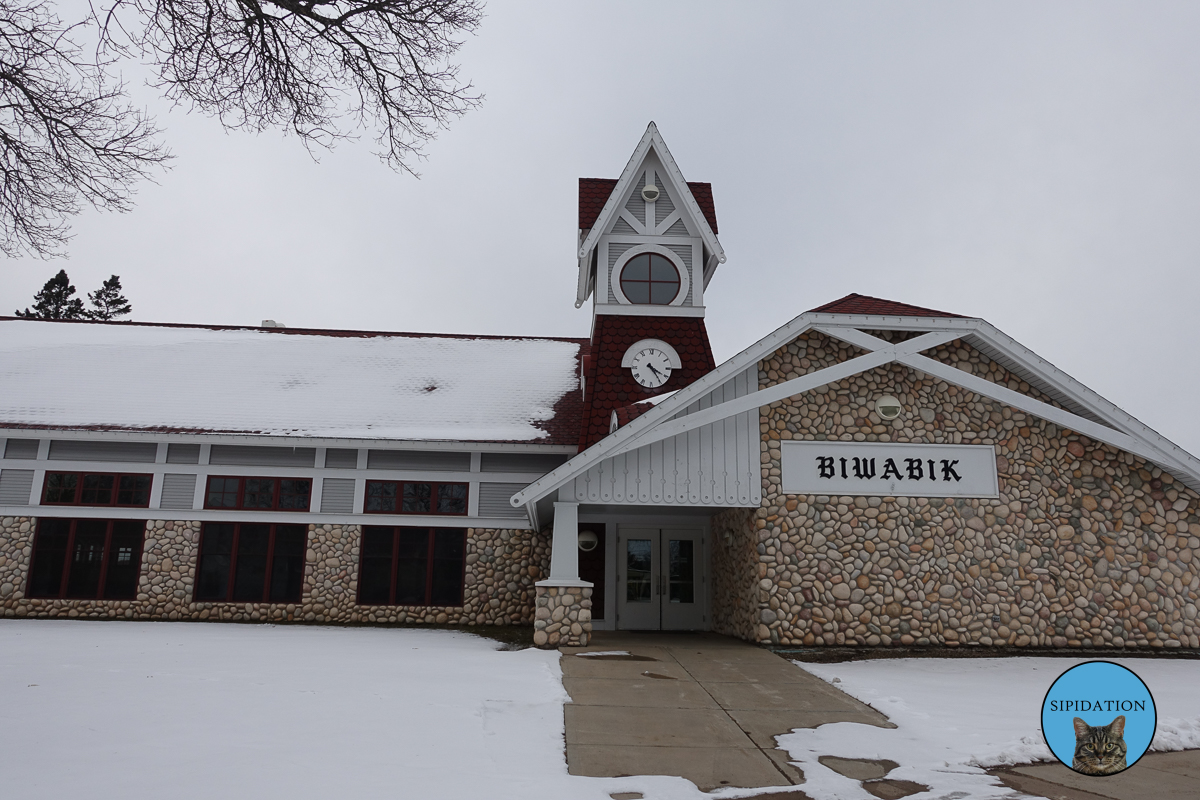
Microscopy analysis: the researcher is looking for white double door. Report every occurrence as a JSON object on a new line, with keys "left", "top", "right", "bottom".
{"left": 616, "top": 528, "right": 704, "bottom": 630}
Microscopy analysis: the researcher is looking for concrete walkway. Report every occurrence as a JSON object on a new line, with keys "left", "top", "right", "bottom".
{"left": 992, "top": 752, "right": 1200, "bottom": 799}
{"left": 559, "top": 632, "right": 894, "bottom": 793}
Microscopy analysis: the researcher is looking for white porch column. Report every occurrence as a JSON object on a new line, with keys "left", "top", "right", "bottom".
{"left": 538, "top": 501, "right": 592, "bottom": 586}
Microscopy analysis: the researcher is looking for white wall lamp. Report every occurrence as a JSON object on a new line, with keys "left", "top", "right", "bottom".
{"left": 875, "top": 395, "right": 902, "bottom": 421}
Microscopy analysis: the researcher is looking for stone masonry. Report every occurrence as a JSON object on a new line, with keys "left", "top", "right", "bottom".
{"left": 710, "top": 330, "right": 1200, "bottom": 649}
{"left": 0, "top": 518, "right": 549, "bottom": 626}
{"left": 533, "top": 585, "right": 592, "bottom": 647}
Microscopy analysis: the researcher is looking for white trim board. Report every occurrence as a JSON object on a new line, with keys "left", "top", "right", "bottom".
{"left": 512, "top": 312, "right": 1200, "bottom": 519}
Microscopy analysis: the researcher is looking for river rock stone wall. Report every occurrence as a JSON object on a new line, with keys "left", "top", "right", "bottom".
{"left": 710, "top": 507, "right": 759, "bottom": 640}
{"left": 534, "top": 584, "right": 592, "bottom": 647}
{"left": 0, "top": 518, "right": 547, "bottom": 626}
{"left": 718, "top": 330, "right": 1200, "bottom": 649}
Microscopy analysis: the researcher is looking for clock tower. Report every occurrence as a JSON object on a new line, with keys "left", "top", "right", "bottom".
{"left": 575, "top": 123, "right": 724, "bottom": 448}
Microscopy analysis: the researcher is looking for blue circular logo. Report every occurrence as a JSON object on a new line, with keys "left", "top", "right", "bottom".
{"left": 1041, "top": 661, "right": 1156, "bottom": 776}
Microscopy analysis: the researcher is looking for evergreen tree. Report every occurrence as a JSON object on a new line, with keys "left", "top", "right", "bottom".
{"left": 87, "top": 275, "right": 132, "bottom": 321}
{"left": 14, "top": 269, "right": 85, "bottom": 319}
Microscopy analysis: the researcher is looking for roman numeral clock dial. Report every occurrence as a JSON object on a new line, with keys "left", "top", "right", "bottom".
{"left": 630, "top": 347, "right": 672, "bottom": 388}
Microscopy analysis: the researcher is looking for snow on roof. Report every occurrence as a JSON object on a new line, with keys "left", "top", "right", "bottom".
{"left": 0, "top": 320, "right": 585, "bottom": 443}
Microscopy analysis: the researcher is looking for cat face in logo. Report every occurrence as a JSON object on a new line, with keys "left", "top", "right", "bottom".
{"left": 1072, "top": 715, "right": 1128, "bottom": 775}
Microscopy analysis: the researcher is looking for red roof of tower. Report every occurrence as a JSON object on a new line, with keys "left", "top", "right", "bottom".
{"left": 578, "top": 178, "right": 718, "bottom": 233}
{"left": 808, "top": 294, "right": 964, "bottom": 318}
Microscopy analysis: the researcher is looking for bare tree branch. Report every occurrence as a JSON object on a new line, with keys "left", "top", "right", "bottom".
{"left": 99, "top": 0, "right": 483, "bottom": 173}
{"left": 0, "top": 0, "right": 169, "bottom": 256}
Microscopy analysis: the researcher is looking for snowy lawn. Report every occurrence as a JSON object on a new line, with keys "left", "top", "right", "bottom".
{"left": 0, "top": 620, "right": 720, "bottom": 800}
{"left": 780, "top": 656, "right": 1200, "bottom": 800}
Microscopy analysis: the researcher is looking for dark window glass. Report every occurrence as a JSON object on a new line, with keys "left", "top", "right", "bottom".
{"left": 27, "top": 519, "right": 71, "bottom": 597}
{"left": 204, "top": 477, "right": 310, "bottom": 511}
{"left": 80, "top": 475, "right": 114, "bottom": 505}
{"left": 195, "top": 523, "right": 235, "bottom": 601}
{"left": 620, "top": 253, "right": 680, "bottom": 305}
{"left": 43, "top": 472, "right": 151, "bottom": 507}
{"left": 242, "top": 478, "right": 276, "bottom": 509}
{"left": 64, "top": 520, "right": 108, "bottom": 598}
{"left": 366, "top": 481, "right": 396, "bottom": 513}
{"left": 358, "top": 527, "right": 466, "bottom": 606}
{"left": 278, "top": 480, "right": 311, "bottom": 511}
{"left": 43, "top": 473, "right": 78, "bottom": 504}
{"left": 194, "top": 522, "right": 308, "bottom": 603}
{"left": 27, "top": 519, "right": 145, "bottom": 599}
{"left": 402, "top": 483, "right": 431, "bottom": 514}
{"left": 232, "top": 524, "right": 271, "bottom": 601}
{"left": 430, "top": 530, "right": 466, "bottom": 606}
{"left": 358, "top": 527, "right": 395, "bottom": 604}
{"left": 437, "top": 484, "right": 467, "bottom": 515}
{"left": 269, "top": 526, "right": 306, "bottom": 603}
{"left": 103, "top": 521, "right": 145, "bottom": 599}
{"left": 394, "top": 529, "right": 429, "bottom": 604}
{"left": 117, "top": 475, "right": 152, "bottom": 507}
{"left": 206, "top": 477, "right": 240, "bottom": 509}
{"left": 668, "top": 539, "right": 695, "bottom": 604}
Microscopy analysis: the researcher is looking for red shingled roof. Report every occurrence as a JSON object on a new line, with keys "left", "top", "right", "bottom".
{"left": 579, "top": 178, "right": 718, "bottom": 234}
{"left": 578, "top": 315, "right": 716, "bottom": 448}
{"left": 808, "top": 294, "right": 964, "bottom": 318}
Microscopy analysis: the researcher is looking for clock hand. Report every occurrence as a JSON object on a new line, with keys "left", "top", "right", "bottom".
{"left": 646, "top": 363, "right": 664, "bottom": 379}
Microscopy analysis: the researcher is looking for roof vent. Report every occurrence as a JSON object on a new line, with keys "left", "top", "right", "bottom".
{"left": 261, "top": 320, "right": 285, "bottom": 329}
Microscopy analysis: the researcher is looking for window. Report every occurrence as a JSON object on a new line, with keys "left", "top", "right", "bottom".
{"left": 357, "top": 526, "right": 466, "bottom": 606}
{"left": 364, "top": 481, "right": 468, "bottom": 515}
{"left": 27, "top": 519, "right": 144, "bottom": 599}
{"left": 620, "top": 253, "right": 680, "bottom": 305}
{"left": 204, "top": 476, "right": 311, "bottom": 511}
{"left": 42, "top": 472, "right": 152, "bottom": 507}
{"left": 193, "top": 523, "right": 307, "bottom": 603}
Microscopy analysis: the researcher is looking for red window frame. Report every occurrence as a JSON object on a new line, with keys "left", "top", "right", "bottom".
{"left": 203, "top": 476, "right": 312, "bottom": 512}
{"left": 363, "top": 480, "right": 468, "bottom": 516}
{"left": 41, "top": 471, "right": 153, "bottom": 508}
{"left": 26, "top": 518, "right": 145, "bottom": 599}
{"left": 192, "top": 522, "right": 308, "bottom": 603}
{"left": 356, "top": 526, "right": 467, "bottom": 607}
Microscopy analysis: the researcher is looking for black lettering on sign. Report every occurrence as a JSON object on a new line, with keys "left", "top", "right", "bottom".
{"left": 852, "top": 457, "right": 876, "bottom": 480}
{"left": 810, "top": 450, "right": 974, "bottom": 485}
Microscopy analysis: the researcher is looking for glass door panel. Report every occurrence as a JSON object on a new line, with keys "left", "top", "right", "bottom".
{"left": 616, "top": 528, "right": 660, "bottom": 630}
{"left": 661, "top": 530, "right": 704, "bottom": 631}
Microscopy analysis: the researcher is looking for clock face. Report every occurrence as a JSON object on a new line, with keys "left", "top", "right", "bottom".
{"left": 630, "top": 348, "right": 673, "bottom": 388}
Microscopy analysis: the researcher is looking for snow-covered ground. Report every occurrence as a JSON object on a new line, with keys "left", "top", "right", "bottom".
{"left": 0, "top": 621, "right": 710, "bottom": 800}
{"left": 780, "top": 656, "right": 1200, "bottom": 800}
{"left": 4, "top": 620, "right": 1199, "bottom": 800}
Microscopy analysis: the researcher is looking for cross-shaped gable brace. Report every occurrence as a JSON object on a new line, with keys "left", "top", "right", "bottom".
{"left": 597, "top": 326, "right": 1178, "bottom": 473}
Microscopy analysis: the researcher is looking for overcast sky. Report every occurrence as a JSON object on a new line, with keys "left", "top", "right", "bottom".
{"left": 4, "top": 2, "right": 1200, "bottom": 454}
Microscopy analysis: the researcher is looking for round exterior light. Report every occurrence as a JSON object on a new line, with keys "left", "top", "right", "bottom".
{"left": 875, "top": 395, "right": 902, "bottom": 420}
{"left": 641, "top": 184, "right": 660, "bottom": 202}
{"left": 578, "top": 531, "right": 599, "bottom": 552}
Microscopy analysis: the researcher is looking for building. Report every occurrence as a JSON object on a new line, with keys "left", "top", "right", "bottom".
{"left": 3, "top": 123, "right": 1199, "bottom": 650}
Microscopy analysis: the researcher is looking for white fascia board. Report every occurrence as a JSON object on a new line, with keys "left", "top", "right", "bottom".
{"left": 594, "top": 304, "right": 706, "bottom": 318}
{"left": 576, "top": 123, "right": 724, "bottom": 269}
{"left": 575, "top": 252, "right": 593, "bottom": 307}
{"left": 0, "top": 428, "right": 579, "bottom": 453}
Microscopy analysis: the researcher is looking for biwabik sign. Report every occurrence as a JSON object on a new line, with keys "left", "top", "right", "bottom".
{"left": 780, "top": 441, "right": 999, "bottom": 498}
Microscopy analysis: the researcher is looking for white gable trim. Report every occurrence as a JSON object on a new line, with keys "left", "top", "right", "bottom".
{"left": 512, "top": 312, "right": 1200, "bottom": 515}
{"left": 575, "top": 123, "right": 724, "bottom": 307}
